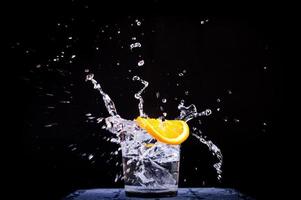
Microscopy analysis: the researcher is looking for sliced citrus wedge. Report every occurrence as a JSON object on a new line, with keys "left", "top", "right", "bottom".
{"left": 135, "top": 116, "right": 189, "bottom": 145}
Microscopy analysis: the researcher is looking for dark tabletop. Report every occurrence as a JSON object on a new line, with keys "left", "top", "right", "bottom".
{"left": 64, "top": 188, "right": 255, "bottom": 200}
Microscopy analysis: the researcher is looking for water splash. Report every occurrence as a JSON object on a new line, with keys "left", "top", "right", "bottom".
{"left": 192, "top": 132, "right": 223, "bottom": 182}
{"left": 86, "top": 73, "right": 223, "bottom": 183}
{"left": 177, "top": 100, "right": 212, "bottom": 122}
{"left": 132, "top": 76, "right": 149, "bottom": 117}
{"left": 85, "top": 73, "right": 118, "bottom": 116}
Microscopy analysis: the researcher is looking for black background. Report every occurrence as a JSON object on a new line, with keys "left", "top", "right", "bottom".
{"left": 6, "top": 0, "right": 281, "bottom": 199}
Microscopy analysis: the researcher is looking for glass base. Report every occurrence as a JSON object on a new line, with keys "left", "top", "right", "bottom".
{"left": 125, "top": 185, "right": 178, "bottom": 198}
{"left": 125, "top": 191, "right": 177, "bottom": 198}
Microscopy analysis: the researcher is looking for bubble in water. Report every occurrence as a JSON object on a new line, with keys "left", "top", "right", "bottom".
{"left": 138, "top": 60, "right": 144, "bottom": 66}
{"left": 264, "top": 66, "right": 268, "bottom": 70}
{"left": 178, "top": 73, "right": 184, "bottom": 77}
{"left": 163, "top": 112, "right": 167, "bottom": 117}
{"left": 185, "top": 91, "right": 189, "bottom": 95}
{"left": 117, "top": 30, "right": 121, "bottom": 34}
{"left": 130, "top": 42, "right": 141, "bottom": 50}
{"left": 68, "top": 36, "right": 72, "bottom": 40}
{"left": 71, "top": 55, "right": 76, "bottom": 59}
{"left": 227, "top": 90, "right": 232, "bottom": 95}
{"left": 116, "top": 62, "right": 120, "bottom": 66}
{"left": 85, "top": 113, "right": 92, "bottom": 116}
{"left": 156, "top": 92, "right": 160, "bottom": 98}
{"left": 200, "top": 20, "right": 205, "bottom": 24}
{"left": 263, "top": 122, "right": 267, "bottom": 126}
{"left": 84, "top": 69, "right": 90, "bottom": 73}
{"left": 224, "top": 117, "right": 228, "bottom": 122}
{"left": 160, "top": 106, "right": 164, "bottom": 111}
{"left": 132, "top": 37, "right": 137, "bottom": 40}
{"left": 217, "top": 98, "right": 221, "bottom": 103}
{"left": 234, "top": 118, "right": 240, "bottom": 123}
{"left": 217, "top": 108, "right": 220, "bottom": 112}
{"left": 162, "top": 98, "right": 167, "bottom": 103}
{"left": 36, "top": 64, "right": 41, "bottom": 68}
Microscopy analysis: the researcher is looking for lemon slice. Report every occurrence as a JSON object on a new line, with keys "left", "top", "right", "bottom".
{"left": 135, "top": 116, "right": 189, "bottom": 145}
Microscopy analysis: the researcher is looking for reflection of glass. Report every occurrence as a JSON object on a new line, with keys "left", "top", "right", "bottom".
{"left": 120, "top": 123, "right": 180, "bottom": 198}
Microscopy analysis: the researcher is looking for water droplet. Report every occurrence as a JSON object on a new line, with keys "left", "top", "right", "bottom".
{"left": 185, "top": 91, "right": 189, "bottom": 95}
{"left": 116, "top": 62, "right": 120, "bottom": 66}
{"left": 36, "top": 64, "right": 41, "bottom": 68}
{"left": 184, "top": 179, "right": 187, "bottom": 182}
{"left": 71, "top": 55, "right": 76, "bottom": 59}
{"left": 163, "top": 112, "right": 167, "bottom": 117}
{"left": 217, "top": 98, "right": 221, "bottom": 103}
{"left": 205, "top": 19, "right": 209, "bottom": 22}
{"left": 227, "top": 90, "right": 232, "bottom": 95}
{"left": 68, "top": 36, "right": 72, "bottom": 40}
{"left": 234, "top": 118, "right": 240, "bottom": 123}
{"left": 135, "top": 19, "right": 141, "bottom": 26}
{"left": 85, "top": 113, "right": 92, "bottom": 116}
{"left": 160, "top": 106, "right": 164, "bottom": 111}
{"left": 88, "top": 154, "right": 94, "bottom": 160}
{"left": 224, "top": 117, "right": 228, "bottom": 122}
{"left": 200, "top": 20, "right": 205, "bottom": 24}
{"left": 132, "top": 37, "right": 136, "bottom": 40}
{"left": 156, "top": 92, "right": 160, "bottom": 98}
{"left": 128, "top": 69, "right": 132, "bottom": 72}
{"left": 138, "top": 60, "right": 144, "bottom": 66}
{"left": 130, "top": 42, "right": 141, "bottom": 50}
{"left": 86, "top": 73, "right": 94, "bottom": 81}
{"left": 44, "top": 123, "right": 58, "bottom": 128}
{"left": 96, "top": 47, "right": 99, "bottom": 50}
{"left": 264, "top": 66, "right": 268, "bottom": 70}
{"left": 217, "top": 108, "right": 220, "bottom": 112}
{"left": 132, "top": 76, "right": 140, "bottom": 81}
{"left": 176, "top": 83, "right": 180, "bottom": 87}
{"left": 162, "top": 98, "right": 167, "bottom": 103}
{"left": 84, "top": 69, "right": 90, "bottom": 73}
{"left": 117, "top": 30, "right": 121, "bottom": 34}
{"left": 263, "top": 122, "right": 267, "bottom": 126}
{"left": 178, "top": 73, "right": 184, "bottom": 77}
{"left": 96, "top": 118, "right": 104, "bottom": 123}
{"left": 59, "top": 100, "right": 70, "bottom": 104}
{"left": 195, "top": 167, "right": 198, "bottom": 171}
